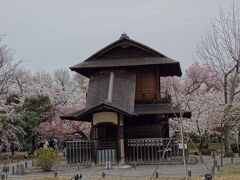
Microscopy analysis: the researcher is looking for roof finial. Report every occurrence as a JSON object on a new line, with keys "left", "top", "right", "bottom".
{"left": 120, "top": 32, "right": 129, "bottom": 39}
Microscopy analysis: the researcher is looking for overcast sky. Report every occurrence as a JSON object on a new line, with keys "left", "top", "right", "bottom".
{"left": 1, "top": 0, "right": 240, "bottom": 73}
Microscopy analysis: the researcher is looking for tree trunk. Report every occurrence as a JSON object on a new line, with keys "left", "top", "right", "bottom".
{"left": 199, "top": 135, "right": 208, "bottom": 152}
{"left": 224, "top": 124, "right": 234, "bottom": 157}
{"left": 32, "top": 135, "right": 36, "bottom": 149}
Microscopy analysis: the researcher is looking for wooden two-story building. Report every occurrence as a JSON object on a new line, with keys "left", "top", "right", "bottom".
{"left": 62, "top": 34, "right": 191, "bottom": 165}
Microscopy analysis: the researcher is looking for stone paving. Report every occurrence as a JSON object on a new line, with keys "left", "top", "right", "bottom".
{"left": 1, "top": 155, "right": 239, "bottom": 179}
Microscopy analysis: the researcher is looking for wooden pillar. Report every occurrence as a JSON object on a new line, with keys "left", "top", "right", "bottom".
{"left": 165, "top": 116, "right": 169, "bottom": 138}
{"left": 117, "top": 115, "right": 121, "bottom": 163}
{"left": 118, "top": 114, "right": 125, "bottom": 164}
{"left": 90, "top": 117, "right": 97, "bottom": 164}
{"left": 156, "top": 67, "right": 160, "bottom": 93}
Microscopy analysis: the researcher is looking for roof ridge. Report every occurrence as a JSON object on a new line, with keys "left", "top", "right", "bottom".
{"left": 81, "top": 34, "right": 167, "bottom": 62}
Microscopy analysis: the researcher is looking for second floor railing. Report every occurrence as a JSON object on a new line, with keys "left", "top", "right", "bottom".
{"left": 135, "top": 91, "right": 171, "bottom": 104}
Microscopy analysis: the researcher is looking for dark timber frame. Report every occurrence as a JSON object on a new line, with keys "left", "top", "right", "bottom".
{"left": 61, "top": 34, "right": 191, "bottom": 165}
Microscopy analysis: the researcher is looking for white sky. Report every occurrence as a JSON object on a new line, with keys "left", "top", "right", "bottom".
{"left": 1, "top": 0, "right": 240, "bottom": 73}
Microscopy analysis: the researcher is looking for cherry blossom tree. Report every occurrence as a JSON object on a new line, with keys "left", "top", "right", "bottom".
{"left": 0, "top": 96, "right": 25, "bottom": 151}
{"left": 196, "top": 4, "right": 240, "bottom": 156}
{"left": 32, "top": 72, "right": 90, "bottom": 142}
{"left": 12, "top": 68, "right": 31, "bottom": 94}
{"left": 163, "top": 62, "right": 223, "bottom": 150}
{"left": 1, "top": 65, "right": 89, "bottom": 151}
{"left": 0, "top": 35, "right": 21, "bottom": 98}
{"left": 34, "top": 107, "right": 90, "bottom": 141}
{"left": 0, "top": 118, "right": 24, "bottom": 151}
{"left": 0, "top": 34, "right": 23, "bottom": 150}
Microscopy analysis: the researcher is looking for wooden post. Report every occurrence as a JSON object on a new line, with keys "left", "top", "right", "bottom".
{"left": 156, "top": 66, "right": 160, "bottom": 99}
{"left": 117, "top": 114, "right": 121, "bottom": 163}
{"left": 220, "top": 122, "right": 223, "bottom": 167}
{"left": 102, "top": 171, "right": 105, "bottom": 178}
{"left": 54, "top": 171, "right": 57, "bottom": 177}
{"left": 91, "top": 117, "right": 97, "bottom": 165}
{"left": 117, "top": 115, "right": 121, "bottom": 163}
{"left": 180, "top": 118, "right": 188, "bottom": 180}
{"left": 92, "top": 138, "right": 97, "bottom": 165}
{"left": 211, "top": 151, "right": 216, "bottom": 174}
{"left": 118, "top": 114, "right": 125, "bottom": 164}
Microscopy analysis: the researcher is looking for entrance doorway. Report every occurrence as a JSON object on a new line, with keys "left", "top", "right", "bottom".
{"left": 93, "top": 123, "right": 118, "bottom": 164}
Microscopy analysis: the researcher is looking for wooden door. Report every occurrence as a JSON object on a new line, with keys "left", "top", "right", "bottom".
{"left": 136, "top": 68, "right": 157, "bottom": 101}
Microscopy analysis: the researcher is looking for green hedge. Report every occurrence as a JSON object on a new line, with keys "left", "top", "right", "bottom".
{"left": 200, "top": 148, "right": 216, "bottom": 155}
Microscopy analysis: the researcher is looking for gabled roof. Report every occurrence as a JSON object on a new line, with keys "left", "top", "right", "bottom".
{"left": 82, "top": 33, "right": 166, "bottom": 61}
{"left": 70, "top": 34, "right": 182, "bottom": 77}
{"left": 60, "top": 101, "right": 135, "bottom": 122}
{"left": 61, "top": 102, "right": 191, "bottom": 121}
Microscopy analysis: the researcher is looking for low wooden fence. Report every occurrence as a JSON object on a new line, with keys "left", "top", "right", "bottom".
{"left": 66, "top": 138, "right": 186, "bottom": 165}
{"left": 66, "top": 140, "right": 92, "bottom": 164}
{"left": 124, "top": 138, "right": 185, "bottom": 164}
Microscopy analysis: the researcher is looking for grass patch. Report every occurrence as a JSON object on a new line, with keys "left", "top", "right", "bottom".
{"left": 216, "top": 162, "right": 240, "bottom": 175}
{"left": 0, "top": 151, "right": 30, "bottom": 164}
{"left": 188, "top": 143, "right": 223, "bottom": 154}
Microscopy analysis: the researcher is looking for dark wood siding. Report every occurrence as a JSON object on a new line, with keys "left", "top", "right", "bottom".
{"left": 124, "top": 115, "right": 169, "bottom": 139}
{"left": 95, "top": 45, "right": 155, "bottom": 60}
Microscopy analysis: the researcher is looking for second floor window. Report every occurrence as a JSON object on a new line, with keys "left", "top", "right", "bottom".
{"left": 136, "top": 68, "right": 158, "bottom": 101}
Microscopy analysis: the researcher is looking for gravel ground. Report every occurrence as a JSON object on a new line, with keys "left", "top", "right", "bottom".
{"left": 1, "top": 155, "right": 240, "bottom": 180}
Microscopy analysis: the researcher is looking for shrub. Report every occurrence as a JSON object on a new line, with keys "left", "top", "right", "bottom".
{"left": 22, "top": 143, "right": 32, "bottom": 152}
{"left": 188, "top": 132, "right": 201, "bottom": 143}
{"left": 200, "top": 148, "right": 215, "bottom": 155}
{"left": 209, "top": 133, "right": 221, "bottom": 143}
{"left": 34, "top": 147, "right": 58, "bottom": 172}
